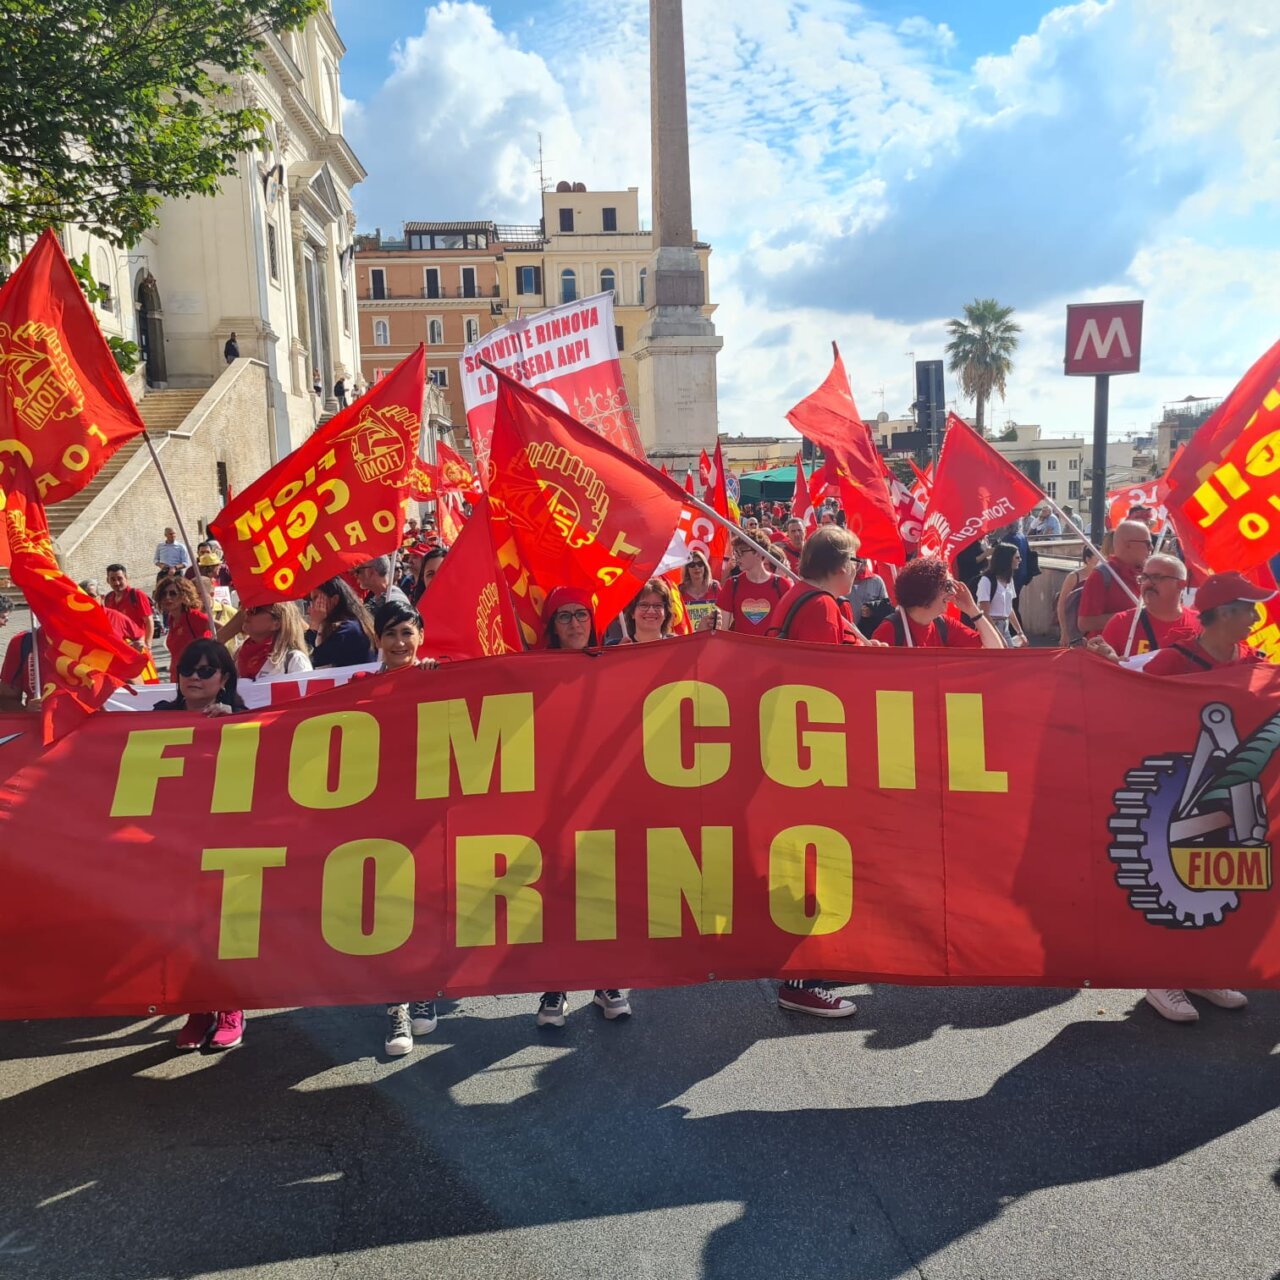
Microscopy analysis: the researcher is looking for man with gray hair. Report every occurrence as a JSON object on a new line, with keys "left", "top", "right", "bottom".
{"left": 354, "top": 555, "right": 409, "bottom": 613}
{"left": 1099, "top": 553, "right": 1195, "bottom": 658}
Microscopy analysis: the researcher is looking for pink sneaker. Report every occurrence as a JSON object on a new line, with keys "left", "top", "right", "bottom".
{"left": 208, "top": 1010, "right": 245, "bottom": 1050}
{"left": 175, "top": 1012, "right": 215, "bottom": 1050}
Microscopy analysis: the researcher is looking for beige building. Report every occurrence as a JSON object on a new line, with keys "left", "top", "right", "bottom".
{"left": 718, "top": 435, "right": 800, "bottom": 472}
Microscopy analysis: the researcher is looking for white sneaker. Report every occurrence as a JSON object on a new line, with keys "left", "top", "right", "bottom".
{"left": 385, "top": 1003, "right": 414, "bottom": 1055}
{"left": 1187, "top": 988, "right": 1249, "bottom": 1010}
{"left": 410, "top": 1000, "right": 438, "bottom": 1034}
{"left": 1144, "top": 988, "right": 1199, "bottom": 1023}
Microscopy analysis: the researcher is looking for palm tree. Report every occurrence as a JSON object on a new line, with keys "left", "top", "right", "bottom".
{"left": 945, "top": 299, "right": 1021, "bottom": 437}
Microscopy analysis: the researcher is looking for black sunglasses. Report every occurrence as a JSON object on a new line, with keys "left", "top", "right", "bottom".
{"left": 180, "top": 664, "right": 220, "bottom": 680}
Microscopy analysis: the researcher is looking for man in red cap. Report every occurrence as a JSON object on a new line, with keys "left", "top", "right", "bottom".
{"left": 1142, "top": 572, "right": 1273, "bottom": 675}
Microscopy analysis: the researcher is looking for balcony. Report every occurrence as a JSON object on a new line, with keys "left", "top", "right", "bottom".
{"left": 361, "top": 284, "right": 503, "bottom": 302}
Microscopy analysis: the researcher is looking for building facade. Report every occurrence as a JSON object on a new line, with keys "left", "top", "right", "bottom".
{"left": 354, "top": 183, "right": 715, "bottom": 457}
{"left": 56, "top": 2, "right": 365, "bottom": 462}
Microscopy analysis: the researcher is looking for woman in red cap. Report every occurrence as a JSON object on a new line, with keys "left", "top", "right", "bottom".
{"left": 535, "top": 586, "right": 630, "bottom": 1027}
{"left": 1142, "top": 572, "right": 1273, "bottom": 675}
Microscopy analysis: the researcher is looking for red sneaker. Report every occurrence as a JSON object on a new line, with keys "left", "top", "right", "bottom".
{"left": 208, "top": 1010, "right": 245, "bottom": 1050}
{"left": 778, "top": 985, "right": 857, "bottom": 1018}
{"left": 175, "top": 1012, "right": 215, "bottom": 1050}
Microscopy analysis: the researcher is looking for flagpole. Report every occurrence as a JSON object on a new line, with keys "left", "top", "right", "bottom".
{"left": 681, "top": 489, "right": 801, "bottom": 584}
{"left": 142, "top": 431, "right": 216, "bottom": 622}
{"left": 1045, "top": 498, "right": 1141, "bottom": 608}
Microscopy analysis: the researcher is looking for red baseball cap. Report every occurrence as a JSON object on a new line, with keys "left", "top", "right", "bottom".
{"left": 1195, "top": 572, "right": 1276, "bottom": 613}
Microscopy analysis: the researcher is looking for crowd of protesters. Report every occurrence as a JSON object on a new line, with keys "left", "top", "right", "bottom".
{"left": 0, "top": 479, "right": 1270, "bottom": 1051}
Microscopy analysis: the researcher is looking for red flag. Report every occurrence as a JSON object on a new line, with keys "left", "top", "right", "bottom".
{"left": 786, "top": 344, "right": 905, "bottom": 564}
{"left": 684, "top": 470, "right": 695, "bottom": 496}
{"left": 909, "top": 458, "right": 933, "bottom": 494}
{"left": 211, "top": 348, "right": 433, "bottom": 606}
{"left": 0, "top": 229, "right": 145, "bottom": 504}
{"left": 4, "top": 472, "right": 146, "bottom": 740}
{"left": 945, "top": 410, "right": 972, "bottom": 435}
{"left": 1243, "top": 563, "right": 1280, "bottom": 663}
{"left": 418, "top": 496, "right": 523, "bottom": 661}
{"left": 881, "top": 457, "right": 926, "bottom": 551}
{"left": 659, "top": 462, "right": 671, "bottom": 479}
{"left": 437, "top": 491, "right": 466, "bottom": 545}
{"left": 809, "top": 458, "right": 833, "bottom": 508}
{"left": 698, "top": 448, "right": 713, "bottom": 494}
{"left": 1162, "top": 338, "right": 1280, "bottom": 574}
{"left": 918, "top": 416, "right": 1044, "bottom": 561}
{"left": 436, "top": 440, "right": 482, "bottom": 498}
{"left": 791, "top": 451, "right": 817, "bottom": 533}
{"left": 485, "top": 366, "right": 687, "bottom": 632}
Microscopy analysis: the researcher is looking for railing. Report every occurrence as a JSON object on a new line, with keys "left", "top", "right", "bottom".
{"left": 362, "top": 284, "right": 503, "bottom": 301}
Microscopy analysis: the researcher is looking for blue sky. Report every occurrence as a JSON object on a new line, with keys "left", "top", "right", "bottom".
{"left": 332, "top": 0, "right": 1280, "bottom": 440}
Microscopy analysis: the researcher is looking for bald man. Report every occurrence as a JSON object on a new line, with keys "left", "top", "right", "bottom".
{"left": 1078, "top": 520, "right": 1151, "bottom": 635}
{"left": 1100, "top": 553, "right": 1197, "bottom": 657}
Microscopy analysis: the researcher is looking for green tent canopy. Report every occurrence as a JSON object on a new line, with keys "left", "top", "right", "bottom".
{"left": 736, "top": 463, "right": 817, "bottom": 505}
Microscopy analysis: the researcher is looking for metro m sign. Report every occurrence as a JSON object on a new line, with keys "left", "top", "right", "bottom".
{"left": 1064, "top": 301, "right": 1143, "bottom": 376}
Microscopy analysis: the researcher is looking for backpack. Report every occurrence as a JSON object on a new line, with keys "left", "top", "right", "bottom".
{"left": 1170, "top": 642, "right": 1213, "bottom": 671}
{"left": 770, "top": 589, "right": 831, "bottom": 639}
{"left": 1063, "top": 562, "right": 1113, "bottom": 643}
{"left": 887, "top": 612, "right": 949, "bottom": 647}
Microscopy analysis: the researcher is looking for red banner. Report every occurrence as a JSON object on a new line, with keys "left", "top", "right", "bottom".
{"left": 919, "top": 418, "right": 1044, "bottom": 561}
{"left": 0, "top": 635, "right": 1277, "bottom": 1019}
{"left": 0, "top": 229, "right": 145, "bottom": 505}
{"left": 211, "top": 348, "right": 431, "bottom": 606}
{"left": 1107, "top": 481, "right": 1168, "bottom": 532}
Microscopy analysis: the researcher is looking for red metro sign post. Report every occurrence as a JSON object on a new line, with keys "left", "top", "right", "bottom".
{"left": 1065, "top": 301, "right": 1144, "bottom": 542}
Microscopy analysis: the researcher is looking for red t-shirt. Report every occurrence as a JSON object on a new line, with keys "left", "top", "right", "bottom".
{"left": 103, "top": 611, "right": 144, "bottom": 647}
{"left": 1102, "top": 607, "right": 1199, "bottom": 657}
{"left": 766, "top": 582, "right": 862, "bottom": 645}
{"left": 166, "top": 610, "right": 212, "bottom": 668}
{"left": 872, "top": 613, "right": 983, "bottom": 648}
{"left": 1079, "top": 558, "right": 1140, "bottom": 629}
{"left": 715, "top": 573, "right": 788, "bottom": 634}
{"left": 103, "top": 587, "right": 153, "bottom": 636}
{"left": 1143, "top": 640, "right": 1263, "bottom": 676}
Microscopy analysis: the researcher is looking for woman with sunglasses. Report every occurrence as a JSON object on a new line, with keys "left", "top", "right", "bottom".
{"left": 306, "top": 577, "right": 377, "bottom": 668}
{"left": 873, "top": 557, "right": 1005, "bottom": 649}
{"left": 153, "top": 639, "right": 250, "bottom": 1052}
{"left": 235, "top": 601, "right": 314, "bottom": 680}
{"left": 536, "top": 586, "right": 630, "bottom": 1028}
{"left": 156, "top": 576, "right": 212, "bottom": 672}
{"left": 680, "top": 551, "right": 719, "bottom": 631}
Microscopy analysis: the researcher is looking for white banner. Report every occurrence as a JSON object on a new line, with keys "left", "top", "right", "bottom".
{"left": 105, "top": 663, "right": 379, "bottom": 712}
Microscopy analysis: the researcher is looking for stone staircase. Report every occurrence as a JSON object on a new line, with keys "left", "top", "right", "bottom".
{"left": 0, "top": 387, "right": 208, "bottom": 605}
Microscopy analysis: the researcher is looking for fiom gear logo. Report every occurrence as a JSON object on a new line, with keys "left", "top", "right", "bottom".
{"left": 1109, "top": 703, "right": 1277, "bottom": 928}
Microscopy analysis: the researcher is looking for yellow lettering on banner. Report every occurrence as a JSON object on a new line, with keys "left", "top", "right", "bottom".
{"left": 86, "top": 423, "right": 108, "bottom": 445}
{"left": 642, "top": 681, "right": 730, "bottom": 787}
{"left": 1245, "top": 429, "right": 1280, "bottom": 477}
{"left": 646, "top": 827, "right": 734, "bottom": 938}
{"left": 297, "top": 545, "right": 321, "bottom": 574}
{"left": 575, "top": 829, "right": 617, "bottom": 941}
{"left": 344, "top": 519, "right": 368, "bottom": 545}
{"left": 321, "top": 839, "right": 415, "bottom": 956}
{"left": 211, "top": 721, "right": 262, "bottom": 813}
{"left": 945, "top": 693, "right": 1008, "bottom": 793}
{"left": 201, "top": 847, "right": 287, "bottom": 959}
{"left": 288, "top": 712, "right": 380, "bottom": 809}
{"left": 285, "top": 500, "right": 317, "bottom": 539}
{"left": 416, "top": 693, "right": 535, "bottom": 799}
{"left": 455, "top": 834, "right": 543, "bottom": 948}
{"left": 759, "top": 686, "right": 846, "bottom": 788}
{"left": 876, "top": 690, "right": 916, "bottom": 789}
{"left": 110, "top": 728, "right": 194, "bottom": 817}
{"left": 318, "top": 478, "right": 349, "bottom": 514}
{"left": 768, "top": 825, "right": 853, "bottom": 936}
{"left": 373, "top": 509, "right": 396, "bottom": 534}
{"left": 62, "top": 444, "right": 90, "bottom": 472}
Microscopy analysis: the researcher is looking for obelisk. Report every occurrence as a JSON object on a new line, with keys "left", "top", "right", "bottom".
{"left": 634, "top": 0, "right": 722, "bottom": 465}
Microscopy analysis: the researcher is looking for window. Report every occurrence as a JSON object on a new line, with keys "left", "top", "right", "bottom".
{"left": 266, "top": 224, "right": 280, "bottom": 282}
{"left": 461, "top": 266, "right": 478, "bottom": 299}
{"left": 516, "top": 265, "right": 541, "bottom": 296}
{"left": 427, "top": 318, "right": 443, "bottom": 345}
{"left": 373, "top": 319, "right": 390, "bottom": 346}
{"left": 436, "top": 234, "right": 464, "bottom": 249}
{"left": 614, "top": 325, "right": 624, "bottom": 352}
{"left": 638, "top": 267, "right": 647, "bottom": 306}
{"left": 1068, "top": 480, "right": 1081, "bottom": 500}
{"left": 559, "top": 208, "right": 574, "bottom": 232}
{"left": 424, "top": 268, "right": 440, "bottom": 299}
{"left": 373, "top": 368, "right": 387, "bottom": 383}
{"left": 1045, "top": 481, "right": 1057, "bottom": 499}
{"left": 370, "top": 268, "right": 386, "bottom": 300}
{"left": 602, "top": 207, "right": 617, "bottom": 232}
{"left": 1069, "top": 457, "right": 1079, "bottom": 470}
{"left": 599, "top": 267, "right": 616, "bottom": 300}
{"left": 1046, "top": 459, "right": 1056, "bottom": 471}
{"left": 409, "top": 233, "right": 430, "bottom": 250}
{"left": 465, "top": 317, "right": 480, "bottom": 344}
{"left": 428, "top": 367, "right": 450, "bottom": 389}
{"left": 561, "top": 269, "right": 577, "bottom": 304}
{"left": 465, "top": 232, "right": 488, "bottom": 249}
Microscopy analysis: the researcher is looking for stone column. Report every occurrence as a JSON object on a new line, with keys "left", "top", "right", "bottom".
{"left": 635, "top": 0, "right": 722, "bottom": 465}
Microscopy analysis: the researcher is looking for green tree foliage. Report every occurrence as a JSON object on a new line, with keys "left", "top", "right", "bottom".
{"left": 944, "top": 298, "right": 1021, "bottom": 438}
{"left": 67, "top": 253, "right": 139, "bottom": 373}
{"left": 1, "top": 0, "right": 325, "bottom": 247}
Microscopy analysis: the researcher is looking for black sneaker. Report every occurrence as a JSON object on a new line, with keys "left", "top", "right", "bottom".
{"left": 592, "top": 989, "right": 631, "bottom": 1020}
{"left": 385, "top": 1003, "right": 413, "bottom": 1055}
{"left": 410, "top": 1000, "right": 437, "bottom": 1035}
{"left": 536, "top": 991, "right": 568, "bottom": 1027}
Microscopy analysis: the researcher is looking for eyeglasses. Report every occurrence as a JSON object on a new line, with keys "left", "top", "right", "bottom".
{"left": 635, "top": 602, "right": 665, "bottom": 613}
{"left": 157, "top": 591, "right": 179, "bottom": 600}
{"left": 554, "top": 609, "right": 590, "bottom": 625}
{"left": 180, "top": 664, "right": 219, "bottom": 680}
{"left": 1137, "top": 573, "right": 1180, "bottom": 584}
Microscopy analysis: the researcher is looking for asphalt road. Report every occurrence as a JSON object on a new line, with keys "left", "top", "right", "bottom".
{"left": 0, "top": 983, "right": 1277, "bottom": 1280}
